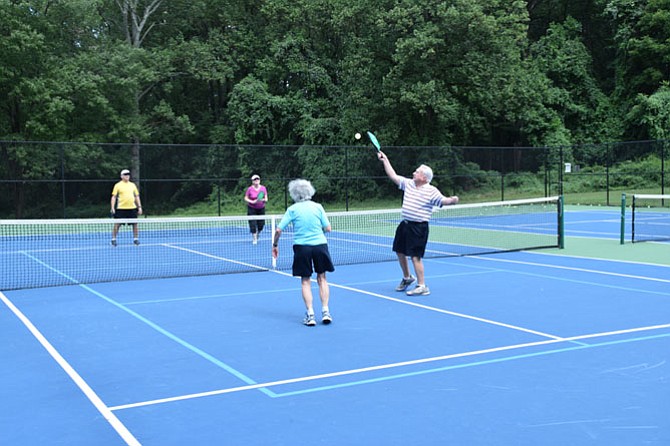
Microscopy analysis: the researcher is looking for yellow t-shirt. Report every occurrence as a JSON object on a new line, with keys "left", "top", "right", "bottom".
{"left": 111, "top": 181, "right": 139, "bottom": 210}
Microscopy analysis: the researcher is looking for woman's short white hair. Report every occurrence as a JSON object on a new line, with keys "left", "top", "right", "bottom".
{"left": 418, "top": 164, "right": 433, "bottom": 183}
{"left": 288, "top": 179, "right": 315, "bottom": 202}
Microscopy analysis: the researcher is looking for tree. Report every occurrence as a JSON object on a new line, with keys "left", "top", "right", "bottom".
{"left": 628, "top": 83, "right": 670, "bottom": 140}
{"left": 600, "top": 0, "right": 666, "bottom": 139}
{"left": 369, "top": 0, "right": 535, "bottom": 146}
{"left": 0, "top": 1, "right": 105, "bottom": 217}
{"left": 100, "top": 0, "right": 183, "bottom": 182}
{"left": 530, "top": 17, "right": 619, "bottom": 147}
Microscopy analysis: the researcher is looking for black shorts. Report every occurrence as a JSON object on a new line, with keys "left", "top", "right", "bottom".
{"left": 292, "top": 244, "right": 335, "bottom": 278}
{"left": 114, "top": 209, "right": 138, "bottom": 220}
{"left": 392, "top": 220, "right": 429, "bottom": 258}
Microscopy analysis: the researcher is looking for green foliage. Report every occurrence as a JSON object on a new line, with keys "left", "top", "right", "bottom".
{"left": 602, "top": 0, "right": 670, "bottom": 138}
{"left": 0, "top": 0, "right": 664, "bottom": 147}
{"left": 3, "top": 0, "right": 670, "bottom": 216}
{"left": 530, "top": 18, "right": 619, "bottom": 145}
{"left": 504, "top": 172, "right": 545, "bottom": 191}
{"left": 562, "top": 154, "right": 664, "bottom": 193}
{"left": 376, "top": 0, "right": 532, "bottom": 145}
{"left": 610, "top": 154, "right": 664, "bottom": 187}
{"left": 627, "top": 84, "right": 670, "bottom": 139}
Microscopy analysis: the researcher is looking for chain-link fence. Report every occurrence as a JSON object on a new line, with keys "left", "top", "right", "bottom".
{"left": 1, "top": 140, "right": 667, "bottom": 218}
{"left": 558, "top": 140, "right": 667, "bottom": 205}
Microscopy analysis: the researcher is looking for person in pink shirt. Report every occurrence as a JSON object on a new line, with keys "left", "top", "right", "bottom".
{"left": 244, "top": 174, "right": 268, "bottom": 244}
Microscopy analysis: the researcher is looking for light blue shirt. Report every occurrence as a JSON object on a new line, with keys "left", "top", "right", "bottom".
{"left": 278, "top": 200, "right": 330, "bottom": 245}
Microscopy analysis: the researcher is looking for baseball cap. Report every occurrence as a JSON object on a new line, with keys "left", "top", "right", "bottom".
{"left": 251, "top": 174, "right": 260, "bottom": 180}
{"left": 120, "top": 169, "right": 130, "bottom": 176}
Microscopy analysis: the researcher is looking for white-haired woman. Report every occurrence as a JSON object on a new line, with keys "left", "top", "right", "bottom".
{"left": 272, "top": 179, "right": 334, "bottom": 326}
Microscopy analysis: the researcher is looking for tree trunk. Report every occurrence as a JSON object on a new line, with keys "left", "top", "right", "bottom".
{"left": 131, "top": 137, "right": 141, "bottom": 185}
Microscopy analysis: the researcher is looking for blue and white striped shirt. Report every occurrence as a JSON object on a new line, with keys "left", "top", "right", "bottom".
{"left": 399, "top": 177, "right": 444, "bottom": 222}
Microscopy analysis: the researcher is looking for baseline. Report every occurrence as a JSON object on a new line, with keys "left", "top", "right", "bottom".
{"left": 109, "top": 323, "right": 670, "bottom": 411}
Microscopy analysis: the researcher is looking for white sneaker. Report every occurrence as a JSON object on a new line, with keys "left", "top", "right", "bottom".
{"left": 406, "top": 284, "right": 430, "bottom": 296}
{"left": 321, "top": 310, "right": 332, "bottom": 325}
{"left": 395, "top": 275, "right": 416, "bottom": 291}
{"left": 303, "top": 313, "right": 316, "bottom": 326}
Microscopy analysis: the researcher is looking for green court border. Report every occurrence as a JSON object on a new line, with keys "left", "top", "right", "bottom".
{"left": 548, "top": 204, "right": 669, "bottom": 266}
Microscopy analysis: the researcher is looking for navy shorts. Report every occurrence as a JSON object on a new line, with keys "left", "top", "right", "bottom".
{"left": 392, "top": 220, "right": 429, "bottom": 258}
{"left": 292, "top": 244, "right": 335, "bottom": 278}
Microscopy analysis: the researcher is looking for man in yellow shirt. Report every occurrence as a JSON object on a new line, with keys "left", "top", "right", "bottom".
{"left": 110, "top": 169, "right": 143, "bottom": 246}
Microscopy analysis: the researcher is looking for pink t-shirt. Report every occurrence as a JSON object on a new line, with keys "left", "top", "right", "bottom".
{"left": 246, "top": 185, "right": 267, "bottom": 210}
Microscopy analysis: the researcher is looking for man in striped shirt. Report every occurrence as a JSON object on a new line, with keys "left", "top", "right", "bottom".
{"left": 378, "top": 151, "right": 459, "bottom": 296}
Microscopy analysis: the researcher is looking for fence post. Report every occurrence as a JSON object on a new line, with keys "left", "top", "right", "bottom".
{"left": 662, "top": 140, "right": 666, "bottom": 196}
{"left": 620, "top": 193, "right": 626, "bottom": 245}
{"left": 500, "top": 148, "right": 505, "bottom": 201}
{"left": 544, "top": 146, "right": 548, "bottom": 197}
{"left": 217, "top": 182, "right": 221, "bottom": 216}
{"left": 559, "top": 195, "right": 565, "bottom": 249}
{"left": 60, "top": 144, "right": 66, "bottom": 218}
{"left": 345, "top": 146, "right": 349, "bottom": 211}
{"left": 606, "top": 143, "right": 611, "bottom": 206}
{"left": 559, "top": 146, "right": 564, "bottom": 196}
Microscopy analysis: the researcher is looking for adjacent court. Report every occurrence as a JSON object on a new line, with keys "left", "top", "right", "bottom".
{"left": 1, "top": 202, "right": 669, "bottom": 445}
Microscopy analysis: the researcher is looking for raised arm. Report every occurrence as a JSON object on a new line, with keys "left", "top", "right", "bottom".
{"left": 377, "top": 151, "right": 401, "bottom": 186}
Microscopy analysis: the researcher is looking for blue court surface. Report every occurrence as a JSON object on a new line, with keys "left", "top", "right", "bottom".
{"left": 1, "top": 209, "right": 669, "bottom": 445}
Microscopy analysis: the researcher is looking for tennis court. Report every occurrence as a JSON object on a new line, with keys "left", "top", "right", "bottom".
{"left": 1, "top": 201, "right": 669, "bottom": 445}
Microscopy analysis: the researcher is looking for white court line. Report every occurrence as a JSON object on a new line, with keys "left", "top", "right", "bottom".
{"left": 326, "top": 282, "right": 565, "bottom": 340}
{"left": 109, "top": 322, "right": 670, "bottom": 411}
{"left": 9, "top": 243, "right": 668, "bottom": 418}
{"left": 0, "top": 291, "right": 141, "bottom": 446}
{"left": 567, "top": 218, "right": 622, "bottom": 224}
{"left": 164, "top": 243, "right": 269, "bottom": 271}
{"left": 563, "top": 229, "right": 621, "bottom": 237}
{"left": 162, "top": 245, "right": 565, "bottom": 341}
{"left": 468, "top": 255, "right": 670, "bottom": 284}
{"left": 165, "top": 242, "right": 670, "bottom": 342}
{"left": 125, "top": 286, "right": 299, "bottom": 305}
{"left": 526, "top": 248, "right": 670, "bottom": 269}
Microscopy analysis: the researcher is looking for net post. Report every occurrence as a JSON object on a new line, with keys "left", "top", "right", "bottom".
{"left": 558, "top": 195, "right": 565, "bottom": 249}
{"left": 631, "top": 194, "right": 636, "bottom": 243}
{"left": 619, "top": 193, "right": 626, "bottom": 245}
